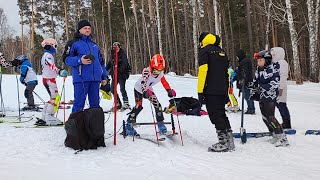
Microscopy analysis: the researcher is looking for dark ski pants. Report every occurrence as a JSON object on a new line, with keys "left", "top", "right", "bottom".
{"left": 25, "top": 84, "right": 36, "bottom": 106}
{"left": 244, "top": 87, "right": 255, "bottom": 111}
{"left": 205, "top": 95, "right": 231, "bottom": 132}
{"left": 259, "top": 101, "right": 283, "bottom": 134}
{"left": 72, "top": 81, "right": 100, "bottom": 113}
{"left": 111, "top": 77, "right": 128, "bottom": 103}
{"left": 276, "top": 102, "right": 291, "bottom": 121}
{"left": 130, "top": 89, "right": 164, "bottom": 122}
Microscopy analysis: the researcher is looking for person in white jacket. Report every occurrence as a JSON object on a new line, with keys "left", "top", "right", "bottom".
{"left": 271, "top": 47, "right": 291, "bottom": 129}
{"left": 35, "top": 38, "right": 68, "bottom": 126}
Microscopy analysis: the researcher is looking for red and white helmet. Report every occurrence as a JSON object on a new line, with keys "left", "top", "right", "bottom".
{"left": 41, "top": 38, "right": 57, "bottom": 48}
{"left": 150, "top": 54, "right": 165, "bottom": 71}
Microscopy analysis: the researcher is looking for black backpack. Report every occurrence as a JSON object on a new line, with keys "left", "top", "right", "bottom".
{"left": 64, "top": 107, "right": 106, "bottom": 151}
{"left": 170, "top": 97, "right": 201, "bottom": 116}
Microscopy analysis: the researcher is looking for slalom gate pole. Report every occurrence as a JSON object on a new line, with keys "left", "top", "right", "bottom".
{"left": 172, "top": 98, "right": 184, "bottom": 146}
{"left": 240, "top": 70, "right": 247, "bottom": 144}
{"left": 149, "top": 101, "right": 160, "bottom": 146}
{"left": 15, "top": 74, "right": 21, "bottom": 122}
{"left": 113, "top": 45, "right": 119, "bottom": 145}
{"left": 63, "top": 77, "right": 66, "bottom": 124}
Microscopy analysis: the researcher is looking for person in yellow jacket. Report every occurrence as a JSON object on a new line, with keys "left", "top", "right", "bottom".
{"left": 197, "top": 32, "right": 235, "bottom": 152}
{"left": 226, "top": 66, "right": 240, "bottom": 112}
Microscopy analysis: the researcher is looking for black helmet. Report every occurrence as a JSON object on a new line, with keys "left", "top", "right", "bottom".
{"left": 254, "top": 50, "right": 272, "bottom": 66}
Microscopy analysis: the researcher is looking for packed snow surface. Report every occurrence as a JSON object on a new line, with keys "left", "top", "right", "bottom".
{"left": 0, "top": 74, "right": 319, "bottom": 180}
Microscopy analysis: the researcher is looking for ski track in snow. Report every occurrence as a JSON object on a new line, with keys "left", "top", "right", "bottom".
{"left": 0, "top": 75, "right": 320, "bottom": 179}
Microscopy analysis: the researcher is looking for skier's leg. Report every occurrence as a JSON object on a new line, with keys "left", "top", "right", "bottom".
{"left": 119, "top": 78, "right": 129, "bottom": 105}
{"left": 148, "top": 92, "right": 167, "bottom": 134}
{"left": 206, "top": 95, "right": 234, "bottom": 151}
{"left": 125, "top": 90, "right": 143, "bottom": 136}
{"left": 244, "top": 87, "right": 255, "bottom": 113}
{"left": 25, "top": 84, "right": 36, "bottom": 106}
{"left": 276, "top": 102, "right": 291, "bottom": 128}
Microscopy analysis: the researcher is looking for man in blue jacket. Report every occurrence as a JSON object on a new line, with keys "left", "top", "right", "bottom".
{"left": 64, "top": 20, "right": 107, "bottom": 112}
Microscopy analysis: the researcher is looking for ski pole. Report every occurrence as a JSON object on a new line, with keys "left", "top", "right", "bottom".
{"left": 63, "top": 77, "right": 66, "bottom": 124}
{"left": 15, "top": 74, "right": 21, "bottom": 122}
{"left": 149, "top": 101, "right": 160, "bottom": 146}
{"left": 33, "top": 91, "right": 46, "bottom": 104}
{"left": 240, "top": 70, "right": 247, "bottom": 144}
{"left": 172, "top": 97, "right": 184, "bottom": 146}
{"left": 55, "top": 77, "right": 66, "bottom": 118}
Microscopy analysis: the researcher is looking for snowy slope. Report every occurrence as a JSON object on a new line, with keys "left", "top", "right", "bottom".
{"left": 0, "top": 74, "right": 320, "bottom": 180}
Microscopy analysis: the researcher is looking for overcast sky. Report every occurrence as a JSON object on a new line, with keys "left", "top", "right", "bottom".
{"left": 0, "top": 0, "right": 21, "bottom": 36}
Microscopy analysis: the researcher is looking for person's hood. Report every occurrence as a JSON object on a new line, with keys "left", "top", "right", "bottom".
{"left": 236, "top": 49, "right": 246, "bottom": 61}
{"left": 271, "top": 47, "right": 285, "bottom": 62}
{"left": 201, "top": 33, "right": 221, "bottom": 48}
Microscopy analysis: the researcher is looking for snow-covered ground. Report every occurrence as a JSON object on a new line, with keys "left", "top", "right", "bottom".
{"left": 0, "top": 74, "right": 319, "bottom": 180}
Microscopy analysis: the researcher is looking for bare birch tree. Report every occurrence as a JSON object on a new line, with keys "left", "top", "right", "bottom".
{"left": 192, "top": 0, "right": 198, "bottom": 73}
{"left": 155, "top": 0, "right": 162, "bottom": 55}
{"left": 307, "top": 0, "right": 320, "bottom": 82}
{"left": 285, "top": 0, "right": 302, "bottom": 84}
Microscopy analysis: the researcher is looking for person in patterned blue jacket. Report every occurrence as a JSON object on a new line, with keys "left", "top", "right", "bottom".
{"left": 11, "top": 55, "right": 38, "bottom": 111}
{"left": 250, "top": 50, "right": 289, "bottom": 147}
{"left": 64, "top": 20, "right": 107, "bottom": 112}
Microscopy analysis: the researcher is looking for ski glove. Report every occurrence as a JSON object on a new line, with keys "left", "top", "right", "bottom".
{"left": 143, "top": 89, "right": 153, "bottom": 99}
{"left": 58, "top": 69, "right": 69, "bottom": 77}
{"left": 198, "top": 93, "right": 206, "bottom": 105}
{"left": 167, "top": 89, "right": 176, "bottom": 98}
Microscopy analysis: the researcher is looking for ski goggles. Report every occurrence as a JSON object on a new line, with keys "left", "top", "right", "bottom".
{"left": 151, "top": 68, "right": 163, "bottom": 75}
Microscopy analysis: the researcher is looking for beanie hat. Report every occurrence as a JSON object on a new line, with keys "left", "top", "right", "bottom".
{"left": 77, "top": 20, "right": 91, "bottom": 32}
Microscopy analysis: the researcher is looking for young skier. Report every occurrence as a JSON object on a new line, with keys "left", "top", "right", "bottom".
{"left": 125, "top": 54, "right": 176, "bottom": 136}
{"left": 250, "top": 50, "right": 289, "bottom": 147}
{"left": 226, "top": 66, "right": 240, "bottom": 112}
{"left": 35, "top": 38, "right": 68, "bottom": 126}
{"left": 11, "top": 55, "right": 38, "bottom": 111}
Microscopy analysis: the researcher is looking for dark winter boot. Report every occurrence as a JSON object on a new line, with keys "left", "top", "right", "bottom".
{"left": 109, "top": 100, "right": 122, "bottom": 112}
{"left": 208, "top": 130, "right": 229, "bottom": 152}
{"left": 282, "top": 119, "right": 292, "bottom": 129}
{"left": 22, "top": 105, "right": 40, "bottom": 111}
{"left": 227, "top": 129, "right": 235, "bottom": 151}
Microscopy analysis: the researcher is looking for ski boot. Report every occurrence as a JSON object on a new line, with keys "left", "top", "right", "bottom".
{"left": 267, "top": 132, "right": 278, "bottom": 144}
{"left": 22, "top": 105, "right": 40, "bottom": 111}
{"left": 244, "top": 109, "right": 255, "bottom": 115}
{"left": 274, "top": 133, "right": 289, "bottom": 147}
{"left": 125, "top": 121, "right": 138, "bottom": 136}
{"left": 121, "top": 101, "right": 131, "bottom": 111}
{"left": 157, "top": 121, "right": 167, "bottom": 135}
{"left": 109, "top": 101, "right": 122, "bottom": 112}
{"left": 208, "top": 130, "right": 229, "bottom": 152}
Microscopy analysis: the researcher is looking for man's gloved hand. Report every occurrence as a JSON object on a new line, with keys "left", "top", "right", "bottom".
{"left": 198, "top": 93, "right": 206, "bottom": 105}
{"left": 143, "top": 89, "right": 153, "bottom": 99}
{"left": 167, "top": 89, "right": 176, "bottom": 98}
{"left": 58, "top": 69, "right": 69, "bottom": 77}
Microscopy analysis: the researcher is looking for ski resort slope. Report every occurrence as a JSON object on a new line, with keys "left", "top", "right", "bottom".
{"left": 0, "top": 74, "right": 319, "bottom": 180}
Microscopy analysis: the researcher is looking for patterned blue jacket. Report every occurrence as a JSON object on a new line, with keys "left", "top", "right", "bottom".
{"left": 250, "top": 62, "right": 280, "bottom": 102}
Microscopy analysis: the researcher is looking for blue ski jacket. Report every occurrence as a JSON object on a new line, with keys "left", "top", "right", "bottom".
{"left": 65, "top": 34, "right": 107, "bottom": 82}
{"left": 19, "top": 60, "right": 38, "bottom": 85}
